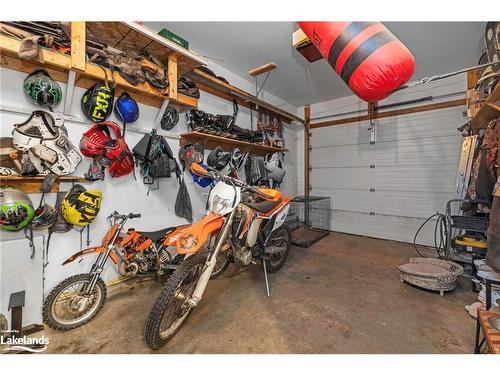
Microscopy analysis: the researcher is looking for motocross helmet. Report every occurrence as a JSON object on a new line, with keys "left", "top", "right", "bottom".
{"left": 31, "top": 203, "right": 57, "bottom": 230}
{"left": 178, "top": 143, "right": 204, "bottom": 170}
{"left": 245, "top": 156, "right": 266, "bottom": 186}
{"left": 61, "top": 184, "right": 102, "bottom": 227}
{"left": 114, "top": 92, "right": 139, "bottom": 124}
{"left": 23, "top": 70, "right": 62, "bottom": 108}
{"left": 207, "top": 147, "right": 230, "bottom": 171}
{"left": 264, "top": 152, "right": 286, "bottom": 186}
{"left": 0, "top": 187, "right": 34, "bottom": 231}
{"left": 160, "top": 107, "right": 179, "bottom": 131}
{"left": 81, "top": 83, "right": 115, "bottom": 122}
{"left": 230, "top": 148, "right": 247, "bottom": 170}
{"left": 192, "top": 162, "right": 213, "bottom": 188}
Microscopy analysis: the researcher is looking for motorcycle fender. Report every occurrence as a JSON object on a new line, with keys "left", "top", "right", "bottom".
{"left": 176, "top": 213, "right": 224, "bottom": 254}
{"left": 272, "top": 203, "right": 290, "bottom": 233}
{"left": 162, "top": 224, "right": 190, "bottom": 247}
{"left": 62, "top": 246, "right": 119, "bottom": 265}
{"left": 247, "top": 217, "right": 263, "bottom": 248}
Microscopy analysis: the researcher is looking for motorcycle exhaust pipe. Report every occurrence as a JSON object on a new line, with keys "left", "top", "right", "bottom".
{"left": 118, "top": 261, "right": 139, "bottom": 277}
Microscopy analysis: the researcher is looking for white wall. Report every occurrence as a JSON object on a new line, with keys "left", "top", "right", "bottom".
{"left": 300, "top": 74, "right": 467, "bottom": 244}
{"left": 0, "top": 58, "right": 300, "bottom": 300}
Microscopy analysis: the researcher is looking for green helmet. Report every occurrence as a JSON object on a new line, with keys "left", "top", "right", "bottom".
{"left": 23, "top": 70, "right": 62, "bottom": 108}
{"left": 0, "top": 187, "right": 35, "bottom": 231}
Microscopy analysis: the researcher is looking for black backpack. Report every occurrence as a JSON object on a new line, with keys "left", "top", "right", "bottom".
{"left": 132, "top": 129, "right": 180, "bottom": 185}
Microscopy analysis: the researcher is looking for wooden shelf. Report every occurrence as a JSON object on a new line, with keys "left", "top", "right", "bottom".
{"left": 0, "top": 27, "right": 200, "bottom": 109}
{"left": 86, "top": 22, "right": 206, "bottom": 76}
{"left": 188, "top": 68, "right": 305, "bottom": 125}
{"left": 0, "top": 176, "right": 87, "bottom": 193}
{"left": 179, "top": 132, "right": 288, "bottom": 156}
{"left": 470, "top": 83, "right": 500, "bottom": 131}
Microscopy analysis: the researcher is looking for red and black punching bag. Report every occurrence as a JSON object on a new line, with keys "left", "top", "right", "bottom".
{"left": 298, "top": 22, "right": 416, "bottom": 102}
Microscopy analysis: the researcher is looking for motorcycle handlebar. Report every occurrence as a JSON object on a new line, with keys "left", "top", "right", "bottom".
{"left": 108, "top": 212, "right": 141, "bottom": 220}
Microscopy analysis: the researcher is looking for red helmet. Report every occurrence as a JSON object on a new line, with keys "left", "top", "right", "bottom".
{"left": 80, "top": 122, "right": 134, "bottom": 178}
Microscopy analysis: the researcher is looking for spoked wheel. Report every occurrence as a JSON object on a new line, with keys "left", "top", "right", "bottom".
{"left": 144, "top": 252, "right": 208, "bottom": 350}
{"left": 42, "top": 274, "right": 107, "bottom": 330}
{"left": 210, "top": 251, "right": 230, "bottom": 279}
{"left": 265, "top": 226, "right": 292, "bottom": 273}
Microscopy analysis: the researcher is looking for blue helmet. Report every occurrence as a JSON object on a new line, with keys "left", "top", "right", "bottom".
{"left": 114, "top": 92, "right": 139, "bottom": 124}
{"left": 192, "top": 163, "right": 213, "bottom": 188}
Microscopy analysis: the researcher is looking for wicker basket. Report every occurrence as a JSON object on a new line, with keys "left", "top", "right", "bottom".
{"left": 397, "top": 258, "right": 464, "bottom": 296}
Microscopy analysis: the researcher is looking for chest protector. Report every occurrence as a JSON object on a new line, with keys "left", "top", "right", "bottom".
{"left": 11, "top": 111, "right": 81, "bottom": 175}
{"left": 80, "top": 121, "right": 134, "bottom": 177}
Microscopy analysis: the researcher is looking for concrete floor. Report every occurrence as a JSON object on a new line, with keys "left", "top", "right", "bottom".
{"left": 39, "top": 232, "right": 478, "bottom": 354}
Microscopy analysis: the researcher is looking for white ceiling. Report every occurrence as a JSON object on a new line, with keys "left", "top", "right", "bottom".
{"left": 144, "top": 22, "right": 486, "bottom": 106}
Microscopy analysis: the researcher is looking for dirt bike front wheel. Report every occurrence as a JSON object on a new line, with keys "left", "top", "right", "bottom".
{"left": 42, "top": 273, "right": 107, "bottom": 331}
{"left": 144, "top": 252, "right": 208, "bottom": 350}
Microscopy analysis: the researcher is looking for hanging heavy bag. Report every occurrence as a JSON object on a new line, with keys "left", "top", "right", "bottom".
{"left": 297, "top": 22, "right": 416, "bottom": 102}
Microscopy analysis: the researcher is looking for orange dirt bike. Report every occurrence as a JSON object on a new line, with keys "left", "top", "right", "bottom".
{"left": 144, "top": 163, "right": 292, "bottom": 349}
{"left": 43, "top": 211, "right": 229, "bottom": 331}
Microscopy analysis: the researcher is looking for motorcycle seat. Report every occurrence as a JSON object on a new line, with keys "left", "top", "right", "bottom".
{"left": 243, "top": 194, "right": 282, "bottom": 214}
{"left": 136, "top": 226, "right": 177, "bottom": 241}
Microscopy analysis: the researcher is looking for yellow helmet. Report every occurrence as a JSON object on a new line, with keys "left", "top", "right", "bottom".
{"left": 62, "top": 184, "right": 102, "bottom": 227}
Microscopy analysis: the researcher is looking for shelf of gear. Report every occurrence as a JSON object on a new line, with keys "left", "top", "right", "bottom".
{"left": 470, "top": 82, "right": 500, "bottom": 131}
{"left": 180, "top": 131, "right": 288, "bottom": 157}
{"left": 188, "top": 68, "right": 305, "bottom": 125}
{"left": 0, "top": 176, "right": 87, "bottom": 194}
{"left": 0, "top": 22, "right": 207, "bottom": 109}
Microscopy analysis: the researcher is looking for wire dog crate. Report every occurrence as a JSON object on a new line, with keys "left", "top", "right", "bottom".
{"left": 286, "top": 196, "right": 331, "bottom": 247}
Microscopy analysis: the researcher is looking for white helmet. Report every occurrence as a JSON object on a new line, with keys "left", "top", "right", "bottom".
{"left": 264, "top": 152, "right": 285, "bottom": 187}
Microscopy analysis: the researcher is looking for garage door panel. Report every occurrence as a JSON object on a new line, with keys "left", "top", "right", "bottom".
{"left": 329, "top": 210, "right": 440, "bottom": 245}
{"left": 376, "top": 110, "right": 464, "bottom": 143}
{"left": 311, "top": 187, "right": 373, "bottom": 212}
{"left": 310, "top": 168, "right": 372, "bottom": 189}
{"left": 310, "top": 88, "right": 463, "bottom": 244}
{"left": 311, "top": 122, "right": 370, "bottom": 148}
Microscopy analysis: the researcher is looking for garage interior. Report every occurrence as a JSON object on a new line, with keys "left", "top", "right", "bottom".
{"left": 0, "top": 19, "right": 499, "bottom": 356}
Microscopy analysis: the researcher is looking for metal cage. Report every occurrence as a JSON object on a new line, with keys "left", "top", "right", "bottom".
{"left": 285, "top": 196, "right": 331, "bottom": 247}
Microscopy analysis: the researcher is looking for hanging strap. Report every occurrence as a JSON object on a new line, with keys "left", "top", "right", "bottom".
{"left": 24, "top": 225, "right": 35, "bottom": 259}
{"left": 397, "top": 61, "right": 500, "bottom": 91}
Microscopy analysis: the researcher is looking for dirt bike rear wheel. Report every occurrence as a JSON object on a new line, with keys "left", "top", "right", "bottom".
{"left": 42, "top": 273, "right": 107, "bottom": 331}
{"left": 144, "top": 252, "right": 208, "bottom": 349}
{"left": 265, "top": 226, "right": 291, "bottom": 273}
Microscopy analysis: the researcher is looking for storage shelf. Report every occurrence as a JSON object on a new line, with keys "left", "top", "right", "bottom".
{"left": 0, "top": 32, "right": 198, "bottom": 109}
{"left": 470, "top": 83, "right": 500, "bottom": 131}
{"left": 86, "top": 22, "right": 206, "bottom": 76}
{"left": 188, "top": 68, "right": 305, "bottom": 125}
{"left": 0, "top": 175, "right": 87, "bottom": 193}
{"left": 179, "top": 131, "right": 288, "bottom": 156}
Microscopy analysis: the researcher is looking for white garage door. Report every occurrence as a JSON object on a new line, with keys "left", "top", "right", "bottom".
{"left": 310, "top": 84, "right": 466, "bottom": 244}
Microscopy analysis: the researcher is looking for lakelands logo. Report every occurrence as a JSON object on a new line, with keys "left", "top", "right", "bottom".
{"left": 1, "top": 333, "right": 49, "bottom": 353}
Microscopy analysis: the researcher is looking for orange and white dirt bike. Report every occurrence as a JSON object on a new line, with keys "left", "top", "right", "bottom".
{"left": 144, "top": 163, "right": 292, "bottom": 349}
{"left": 42, "top": 211, "right": 195, "bottom": 330}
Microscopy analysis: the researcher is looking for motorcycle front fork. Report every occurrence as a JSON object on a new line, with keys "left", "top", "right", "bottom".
{"left": 188, "top": 211, "right": 272, "bottom": 307}
{"left": 84, "top": 243, "right": 118, "bottom": 294}
{"left": 188, "top": 209, "right": 237, "bottom": 307}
